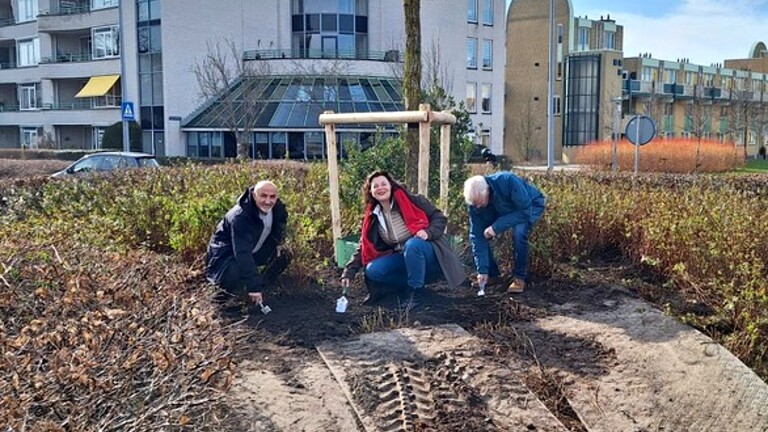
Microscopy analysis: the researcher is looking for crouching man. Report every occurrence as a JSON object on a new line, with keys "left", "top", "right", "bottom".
{"left": 206, "top": 180, "right": 291, "bottom": 305}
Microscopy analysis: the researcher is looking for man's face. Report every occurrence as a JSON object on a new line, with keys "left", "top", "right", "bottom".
{"left": 254, "top": 183, "right": 278, "bottom": 214}
{"left": 471, "top": 194, "right": 489, "bottom": 208}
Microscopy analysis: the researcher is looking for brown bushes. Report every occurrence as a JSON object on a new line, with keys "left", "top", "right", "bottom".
{"left": 573, "top": 138, "right": 745, "bottom": 173}
{"left": 0, "top": 239, "right": 246, "bottom": 431}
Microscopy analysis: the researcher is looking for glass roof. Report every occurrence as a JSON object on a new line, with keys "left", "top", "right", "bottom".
{"left": 183, "top": 75, "right": 405, "bottom": 129}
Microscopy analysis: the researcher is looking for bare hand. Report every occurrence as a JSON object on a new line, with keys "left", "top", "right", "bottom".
{"left": 483, "top": 226, "right": 496, "bottom": 239}
{"left": 341, "top": 278, "right": 350, "bottom": 288}
{"left": 415, "top": 229, "right": 429, "bottom": 240}
{"left": 248, "top": 292, "right": 263, "bottom": 304}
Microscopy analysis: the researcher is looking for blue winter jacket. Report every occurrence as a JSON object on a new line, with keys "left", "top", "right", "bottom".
{"left": 468, "top": 172, "right": 545, "bottom": 274}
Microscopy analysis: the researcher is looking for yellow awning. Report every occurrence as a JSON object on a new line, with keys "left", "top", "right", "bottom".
{"left": 75, "top": 75, "right": 120, "bottom": 98}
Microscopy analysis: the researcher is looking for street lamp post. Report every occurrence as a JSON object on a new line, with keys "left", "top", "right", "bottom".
{"left": 118, "top": 0, "right": 129, "bottom": 152}
{"left": 546, "top": 0, "right": 555, "bottom": 172}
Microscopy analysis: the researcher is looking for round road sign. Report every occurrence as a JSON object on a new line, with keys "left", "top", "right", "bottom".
{"left": 625, "top": 115, "right": 656, "bottom": 146}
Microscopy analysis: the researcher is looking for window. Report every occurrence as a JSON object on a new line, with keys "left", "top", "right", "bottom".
{"left": 17, "top": 0, "right": 37, "bottom": 22}
{"left": 18, "top": 38, "right": 40, "bottom": 67}
{"left": 466, "top": 82, "right": 476, "bottom": 113}
{"left": 577, "top": 27, "right": 590, "bottom": 51}
{"left": 482, "top": 0, "right": 493, "bottom": 25}
{"left": 466, "top": 38, "right": 477, "bottom": 69}
{"left": 19, "top": 84, "right": 37, "bottom": 110}
{"left": 21, "top": 127, "right": 38, "bottom": 149}
{"left": 93, "top": 81, "right": 121, "bottom": 107}
{"left": 467, "top": 0, "right": 477, "bottom": 22}
{"left": 604, "top": 31, "right": 615, "bottom": 50}
{"left": 553, "top": 95, "right": 561, "bottom": 116}
{"left": 93, "top": 26, "right": 119, "bottom": 59}
{"left": 481, "top": 83, "right": 491, "bottom": 113}
{"left": 92, "top": 0, "right": 117, "bottom": 9}
{"left": 93, "top": 127, "right": 106, "bottom": 149}
{"left": 641, "top": 67, "right": 653, "bottom": 82}
{"left": 665, "top": 69, "right": 676, "bottom": 84}
{"left": 482, "top": 39, "right": 492, "bottom": 69}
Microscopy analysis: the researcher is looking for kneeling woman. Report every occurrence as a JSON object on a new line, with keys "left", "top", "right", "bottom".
{"left": 341, "top": 171, "right": 466, "bottom": 310}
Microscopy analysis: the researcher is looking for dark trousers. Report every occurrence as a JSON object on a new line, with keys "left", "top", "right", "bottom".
{"left": 217, "top": 247, "right": 291, "bottom": 296}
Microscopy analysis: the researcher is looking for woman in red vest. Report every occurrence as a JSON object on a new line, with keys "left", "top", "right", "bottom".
{"left": 340, "top": 171, "right": 466, "bottom": 311}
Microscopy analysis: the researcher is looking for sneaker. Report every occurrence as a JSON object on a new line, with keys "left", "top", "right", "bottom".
{"left": 507, "top": 278, "right": 526, "bottom": 294}
{"left": 471, "top": 276, "right": 506, "bottom": 289}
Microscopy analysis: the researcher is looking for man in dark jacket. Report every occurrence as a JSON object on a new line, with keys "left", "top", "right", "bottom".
{"left": 206, "top": 181, "right": 290, "bottom": 304}
{"left": 463, "top": 172, "right": 545, "bottom": 295}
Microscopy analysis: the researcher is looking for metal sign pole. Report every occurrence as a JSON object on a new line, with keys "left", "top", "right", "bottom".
{"left": 634, "top": 117, "right": 640, "bottom": 174}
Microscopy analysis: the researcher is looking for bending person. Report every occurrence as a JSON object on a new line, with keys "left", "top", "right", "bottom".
{"left": 463, "top": 172, "right": 545, "bottom": 294}
{"left": 341, "top": 171, "right": 466, "bottom": 310}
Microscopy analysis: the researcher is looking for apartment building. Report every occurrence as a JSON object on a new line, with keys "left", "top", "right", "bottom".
{"left": 505, "top": 0, "right": 624, "bottom": 163}
{"left": 0, "top": 0, "right": 124, "bottom": 150}
{"left": 175, "top": 0, "right": 506, "bottom": 158}
{"left": 623, "top": 49, "right": 768, "bottom": 155}
{"left": 0, "top": 0, "right": 507, "bottom": 159}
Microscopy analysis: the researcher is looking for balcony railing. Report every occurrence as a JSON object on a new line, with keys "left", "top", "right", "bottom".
{"left": 0, "top": 61, "right": 19, "bottom": 69}
{"left": 243, "top": 49, "right": 403, "bottom": 62}
{"left": 38, "top": 4, "right": 91, "bottom": 16}
{"left": 40, "top": 53, "right": 93, "bottom": 64}
{"left": 47, "top": 99, "right": 120, "bottom": 110}
{"left": 0, "top": 16, "right": 15, "bottom": 27}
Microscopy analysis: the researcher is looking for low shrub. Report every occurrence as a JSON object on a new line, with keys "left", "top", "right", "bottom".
{"left": 573, "top": 138, "right": 745, "bottom": 173}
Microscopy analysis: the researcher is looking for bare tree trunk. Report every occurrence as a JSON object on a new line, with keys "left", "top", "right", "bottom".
{"left": 403, "top": 0, "right": 421, "bottom": 189}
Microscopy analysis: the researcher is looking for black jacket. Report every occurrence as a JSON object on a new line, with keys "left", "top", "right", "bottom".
{"left": 205, "top": 187, "right": 288, "bottom": 293}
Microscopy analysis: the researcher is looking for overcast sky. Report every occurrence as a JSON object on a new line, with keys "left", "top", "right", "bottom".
{"left": 506, "top": 0, "right": 768, "bottom": 66}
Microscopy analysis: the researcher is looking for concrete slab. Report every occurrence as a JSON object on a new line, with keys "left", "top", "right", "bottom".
{"left": 529, "top": 297, "right": 768, "bottom": 432}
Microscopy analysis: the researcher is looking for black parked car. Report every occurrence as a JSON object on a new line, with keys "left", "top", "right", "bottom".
{"left": 51, "top": 152, "right": 159, "bottom": 178}
{"left": 467, "top": 144, "right": 499, "bottom": 164}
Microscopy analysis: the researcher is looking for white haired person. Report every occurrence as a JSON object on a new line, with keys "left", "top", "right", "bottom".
{"left": 206, "top": 180, "right": 291, "bottom": 305}
{"left": 463, "top": 172, "right": 545, "bottom": 294}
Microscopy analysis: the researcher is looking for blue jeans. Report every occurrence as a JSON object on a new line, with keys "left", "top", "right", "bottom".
{"left": 365, "top": 238, "right": 440, "bottom": 290}
{"left": 512, "top": 197, "right": 545, "bottom": 279}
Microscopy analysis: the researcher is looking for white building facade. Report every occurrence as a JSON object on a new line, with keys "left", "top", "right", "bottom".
{"left": 0, "top": 0, "right": 506, "bottom": 158}
{"left": 0, "top": 0, "right": 126, "bottom": 149}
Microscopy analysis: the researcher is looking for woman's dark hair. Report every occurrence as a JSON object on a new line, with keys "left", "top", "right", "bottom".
{"left": 361, "top": 170, "right": 403, "bottom": 207}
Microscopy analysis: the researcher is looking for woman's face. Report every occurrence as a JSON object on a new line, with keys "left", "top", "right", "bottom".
{"left": 370, "top": 175, "right": 392, "bottom": 204}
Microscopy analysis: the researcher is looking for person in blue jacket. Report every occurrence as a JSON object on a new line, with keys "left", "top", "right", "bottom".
{"left": 463, "top": 172, "right": 546, "bottom": 294}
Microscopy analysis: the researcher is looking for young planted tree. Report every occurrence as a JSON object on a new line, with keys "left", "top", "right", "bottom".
{"left": 403, "top": 0, "right": 422, "bottom": 188}
{"left": 686, "top": 85, "right": 715, "bottom": 171}
{"left": 192, "top": 39, "right": 271, "bottom": 159}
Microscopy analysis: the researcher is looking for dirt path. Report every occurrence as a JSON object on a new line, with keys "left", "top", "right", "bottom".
{"left": 224, "top": 263, "right": 768, "bottom": 431}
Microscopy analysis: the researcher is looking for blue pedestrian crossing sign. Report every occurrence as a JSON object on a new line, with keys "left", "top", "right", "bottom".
{"left": 121, "top": 102, "right": 135, "bottom": 121}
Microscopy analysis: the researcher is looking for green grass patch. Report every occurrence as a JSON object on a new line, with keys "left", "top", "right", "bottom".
{"left": 735, "top": 159, "right": 768, "bottom": 173}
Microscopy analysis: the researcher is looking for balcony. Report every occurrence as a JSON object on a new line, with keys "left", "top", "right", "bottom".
{"left": 41, "top": 52, "right": 93, "bottom": 64}
{"left": 37, "top": 5, "right": 117, "bottom": 32}
{"left": 38, "top": 56, "right": 119, "bottom": 79}
{"left": 623, "top": 79, "right": 654, "bottom": 96}
{"left": 243, "top": 49, "right": 404, "bottom": 63}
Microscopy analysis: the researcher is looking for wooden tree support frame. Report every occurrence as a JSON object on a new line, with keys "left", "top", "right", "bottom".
{"left": 319, "top": 103, "right": 456, "bottom": 263}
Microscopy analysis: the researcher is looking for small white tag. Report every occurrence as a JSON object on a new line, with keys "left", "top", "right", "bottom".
{"left": 336, "top": 296, "right": 348, "bottom": 313}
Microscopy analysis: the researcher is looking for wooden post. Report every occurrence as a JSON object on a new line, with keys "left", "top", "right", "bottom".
{"left": 418, "top": 103, "right": 431, "bottom": 197}
{"left": 439, "top": 122, "right": 451, "bottom": 215}
{"left": 323, "top": 113, "right": 342, "bottom": 263}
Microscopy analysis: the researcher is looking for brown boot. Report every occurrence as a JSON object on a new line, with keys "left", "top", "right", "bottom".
{"left": 507, "top": 277, "right": 526, "bottom": 294}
